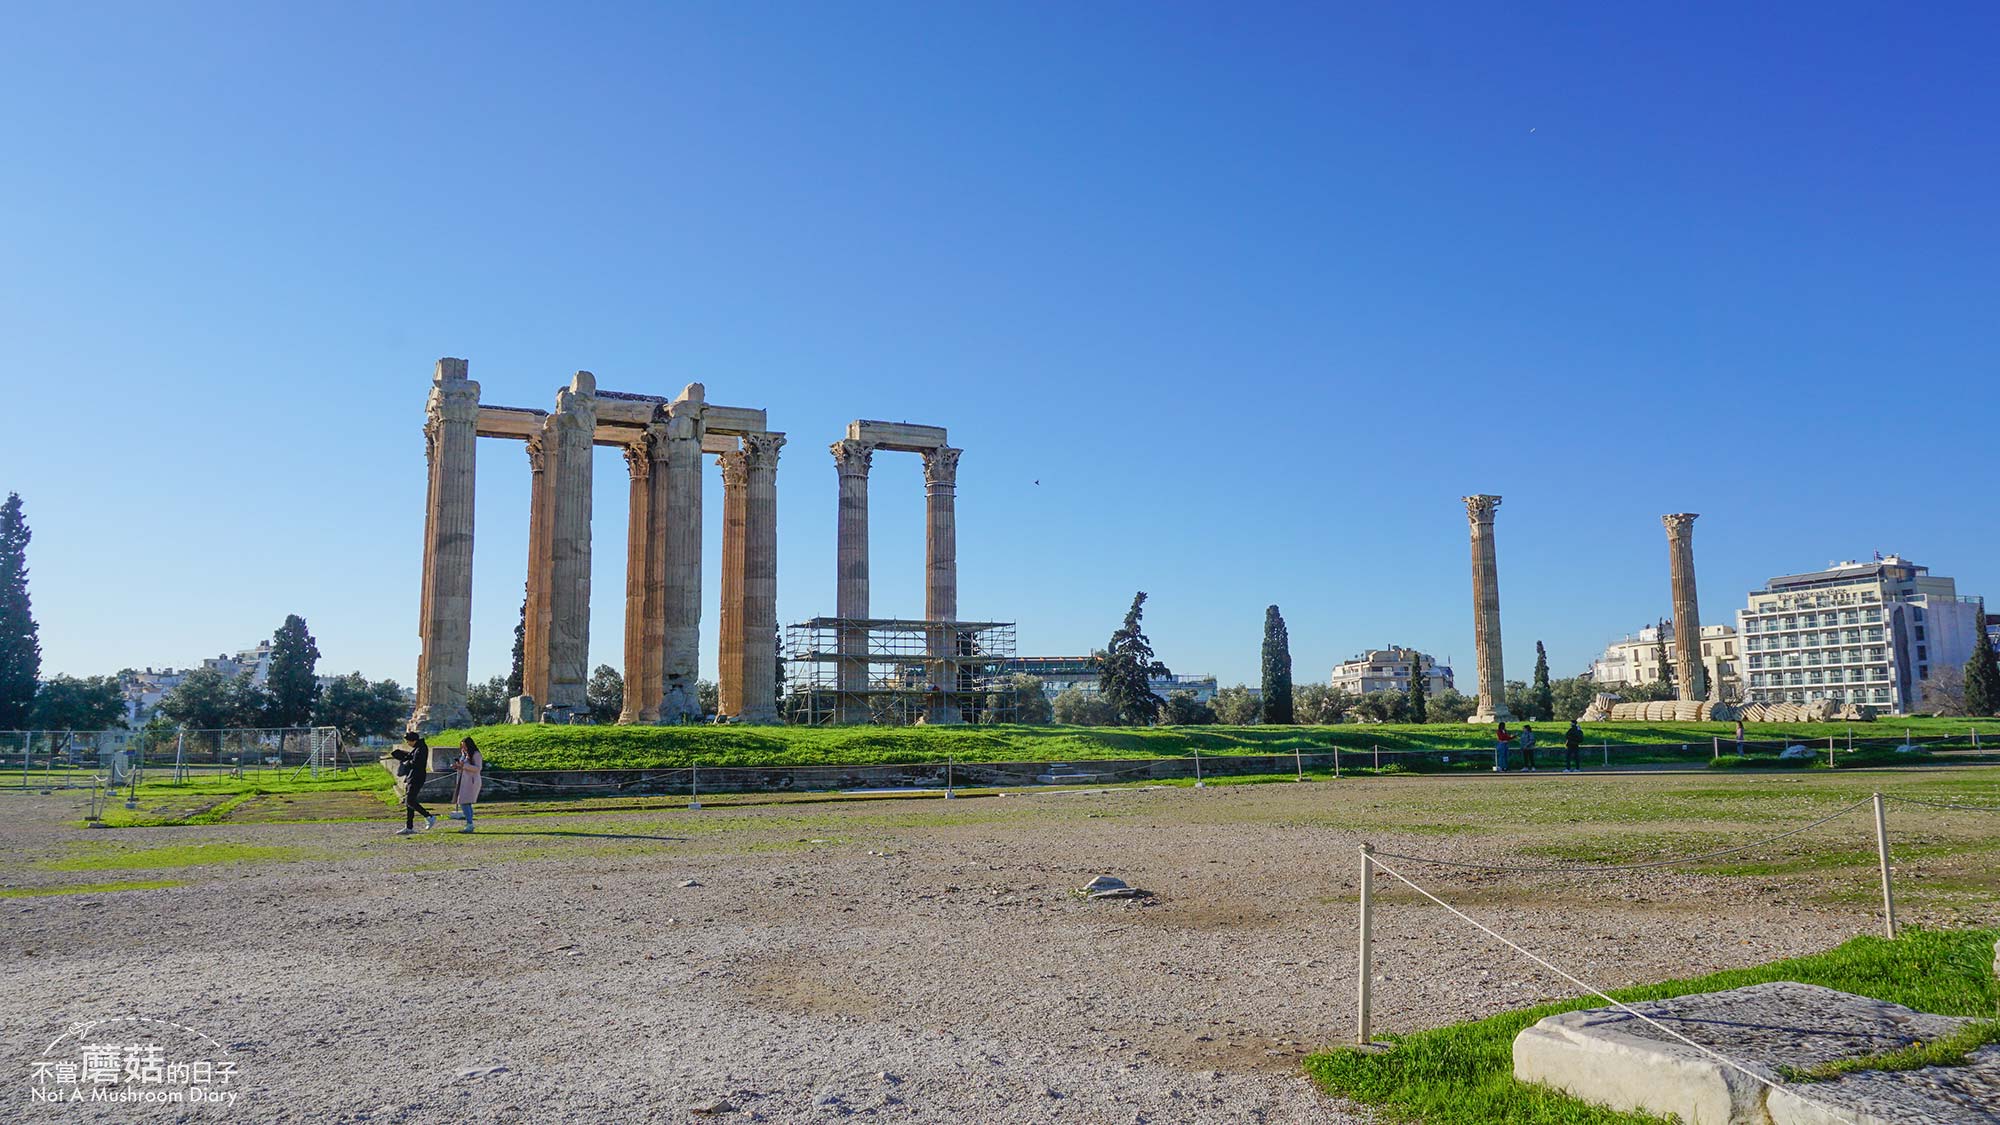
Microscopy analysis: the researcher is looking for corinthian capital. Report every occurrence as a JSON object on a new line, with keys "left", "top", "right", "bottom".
{"left": 428, "top": 358, "right": 481, "bottom": 424}
{"left": 717, "top": 449, "right": 748, "bottom": 489}
{"left": 743, "top": 432, "right": 786, "bottom": 471}
{"left": 1462, "top": 494, "right": 1502, "bottom": 524}
{"left": 1662, "top": 513, "right": 1699, "bottom": 538}
{"left": 923, "top": 447, "right": 963, "bottom": 490}
{"left": 830, "top": 439, "right": 875, "bottom": 477}
{"left": 624, "top": 438, "right": 653, "bottom": 481}
{"left": 525, "top": 434, "right": 546, "bottom": 474}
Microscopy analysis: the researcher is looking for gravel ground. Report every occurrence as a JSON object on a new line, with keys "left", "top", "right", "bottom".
{"left": 0, "top": 774, "right": 1938, "bottom": 1123}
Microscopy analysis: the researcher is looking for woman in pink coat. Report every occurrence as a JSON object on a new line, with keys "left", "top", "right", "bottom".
{"left": 449, "top": 736, "right": 483, "bottom": 833}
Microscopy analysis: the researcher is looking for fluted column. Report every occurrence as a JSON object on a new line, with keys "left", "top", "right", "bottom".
{"left": 659, "top": 400, "right": 705, "bottom": 722}
{"left": 832, "top": 439, "right": 874, "bottom": 722}
{"left": 519, "top": 431, "right": 553, "bottom": 714}
{"left": 738, "top": 433, "right": 785, "bottom": 723}
{"left": 923, "top": 447, "right": 963, "bottom": 724}
{"left": 412, "top": 357, "right": 479, "bottom": 732}
{"left": 1663, "top": 513, "right": 1705, "bottom": 701}
{"left": 619, "top": 437, "right": 661, "bottom": 723}
{"left": 716, "top": 449, "right": 748, "bottom": 719}
{"left": 544, "top": 372, "right": 597, "bottom": 716}
{"left": 1464, "top": 494, "right": 1512, "bottom": 724}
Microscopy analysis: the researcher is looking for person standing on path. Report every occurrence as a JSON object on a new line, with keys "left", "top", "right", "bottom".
{"left": 449, "top": 736, "right": 483, "bottom": 833}
{"left": 390, "top": 732, "right": 438, "bottom": 836}
{"left": 1492, "top": 722, "right": 1515, "bottom": 772}
{"left": 1520, "top": 725, "right": 1538, "bottom": 772}
{"left": 1564, "top": 720, "right": 1583, "bottom": 772}
{"left": 1735, "top": 719, "right": 1747, "bottom": 757}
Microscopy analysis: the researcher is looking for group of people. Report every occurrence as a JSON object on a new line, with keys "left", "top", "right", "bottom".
{"left": 388, "top": 732, "right": 483, "bottom": 836}
{"left": 1490, "top": 719, "right": 1586, "bottom": 773}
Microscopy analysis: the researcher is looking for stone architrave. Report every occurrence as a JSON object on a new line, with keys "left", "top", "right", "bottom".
{"left": 832, "top": 439, "right": 874, "bottom": 722}
{"left": 738, "top": 433, "right": 785, "bottom": 723}
{"left": 411, "top": 358, "right": 479, "bottom": 732}
{"left": 923, "top": 447, "right": 963, "bottom": 723}
{"left": 519, "top": 430, "right": 553, "bottom": 712}
{"left": 618, "top": 436, "right": 662, "bottom": 724}
{"left": 1464, "top": 494, "right": 1512, "bottom": 724}
{"left": 1663, "top": 513, "right": 1706, "bottom": 702}
{"left": 543, "top": 372, "right": 597, "bottom": 716}
{"left": 659, "top": 397, "right": 705, "bottom": 722}
{"left": 716, "top": 448, "right": 748, "bottom": 719}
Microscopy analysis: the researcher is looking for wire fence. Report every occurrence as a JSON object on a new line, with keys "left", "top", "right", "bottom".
{"left": 1348, "top": 786, "right": 1998, "bottom": 1115}
{"left": 4, "top": 728, "right": 353, "bottom": 791}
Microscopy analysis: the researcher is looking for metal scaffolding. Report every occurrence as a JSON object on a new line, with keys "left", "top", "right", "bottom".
{"left": 784, "top": 617, "right": 1018, "bottom": 725}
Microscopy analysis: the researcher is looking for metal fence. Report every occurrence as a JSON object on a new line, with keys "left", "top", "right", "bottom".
{"left": 4, "top": 727, "right": 351, "bottom": 790}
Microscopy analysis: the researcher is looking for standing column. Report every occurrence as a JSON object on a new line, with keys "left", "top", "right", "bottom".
{"left": 412, "top": 358, "right": 479, "bottom": 732}
{"left": 1464, "top": 494, "right": 1512, "bottom": 723}
{"left": 1663, "top": 513, "right": 1705, "bottom": 701}
{"left": 618, "top": 437, "right": 659, "bottom": 723}
{"left": 923, "top": 447, "right": 963, "bottom": 724}
{"left": 519, "top": 431, "right": 552, "bottom": 715}
{"left": 659, "top": 399, "right": 705, "bottom": 721}
{"left": 544, "top": 372, "right": 597, "bottom": 717}
{"left": 832, "top": 439, "right": 874, "bottom": 722}
{"left": 716, "top": 448, "right": 748, "bottom": 719}
{"left": 739, "top": 433, "right": 785, "bottom": 723}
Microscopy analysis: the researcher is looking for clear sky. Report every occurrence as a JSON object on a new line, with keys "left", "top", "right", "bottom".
{"left": 5, "top": 3, "right": 1995, "bottom": 692}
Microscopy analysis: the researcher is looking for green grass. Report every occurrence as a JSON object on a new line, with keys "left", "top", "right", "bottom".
{"left": 95, "top": 767, "right": 396, "bottom": 826}
{"left": 0, "top": 879, "right": 186, "bottom": 897}
{"left": 435, "top": 716, "right": 2000, "bottom": 771}
{"left": 1305, "top": 927, "right": 2000, "bottom": 1125}
{"left": 1780, "top": 1019, "right": 2000, "bottom": 1082}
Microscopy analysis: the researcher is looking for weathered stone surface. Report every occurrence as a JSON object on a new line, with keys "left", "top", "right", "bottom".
{"left": 544, "top": 372, "right": 597, "bottom": 716}
{"left": 1514, "top": 983, "right": 1978, "bottom": 1125}
{"left": 716, "top": 448, "right": 748, "bottom": 719}
{"left": 1664, "top": 513, "right": 1706, "bottom": 702}
{"left": 738, "top": 432, "right": 784, "bottom": 723}
{"left": 832, "top": 438, "right": 873, "bottom": 722}
{"left": 1766, "top": 1045, "right": 2000, "bottom": 1124}
{"left": 1462, "top": 495, "right": 1511, "bottom": 723}
{"left": 411, "top": 358, "right": 479, "bottom": 732}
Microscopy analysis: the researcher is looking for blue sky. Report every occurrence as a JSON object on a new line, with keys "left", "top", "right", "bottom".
{"left": 4, "top": 3, "right": 1995, "bottom": 691}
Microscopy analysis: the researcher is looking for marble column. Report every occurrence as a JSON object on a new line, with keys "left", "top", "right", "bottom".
{"left": 1663, "top": 513, "right": 1706, "bottom": 701}
{"left": 412, "top": 357, "right": 479, "bottom": 732}
{"left": 832, "top": 439, "right": 873, "bottom": 722}
{"left": 619, "top": 436, "right": 662, "bottom": 724}
{"left": 739, "top": 433, "right": 785, "bottom": 723}
{"left": 659, "top": 401, "right": 705, "bottom": 722}
{"left": 519, "top": 430, "right": 553, "bottom": 714}
{"left": 923, "top": 447, "right": 963, "bottom": 724}
{"left": 544, "top": 372, "right": 596, "bottom": 716}
{"left": 1464, "top": 494, "right": 1512, "bottom": 724}
{"left": 716, "top": 448, "right": 748, "bottom": 719}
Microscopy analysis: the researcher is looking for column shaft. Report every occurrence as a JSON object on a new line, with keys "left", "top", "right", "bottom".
{"left": 619, "top": 439, "right": 659, "bottom": 723}
{"left": 1464, "top": 495, "right": 1512, "bottom": 723}
{"left": 544, "top": 373, "right": 597, "bottom": 716}
{"left": 739, "top": 433, "right": 785, "bottom": 722}
{"left": 660, "top": 404, "right": 705, "bottom": 721}
{"left": 716, "top": 449, "right": 748, "bottom": 719}
{"left": 520, "top": 432, "right": 553, "bottom": 711}
{"left": 1664, "top": 514, "right": 1705, "bottom": 701}
{"left": 923, "top": 447, "right": 963, "bottom": 724}
{"left": 833, "top": 440, "right": 873, "bottom": 722}
{"left": 412, "top": 358, "right": 479, "bottom": 732}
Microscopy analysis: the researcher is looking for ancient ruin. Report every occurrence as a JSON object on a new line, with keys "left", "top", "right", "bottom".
{"left": 1463, "top": 495, "right": 1511, "bottom": 723}
{"left": 1663, "top": 513, "right": 1707, "bottom": 701}
{"left": 409, "top": 359, "right": 784, "bottom": 731}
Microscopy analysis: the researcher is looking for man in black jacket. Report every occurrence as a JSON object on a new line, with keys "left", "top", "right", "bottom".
{"left": 389, "top": 732, "right": 438, "bottom": 836}
{"left": 1563, "top": 720, "right": 1584, "bottom": 773}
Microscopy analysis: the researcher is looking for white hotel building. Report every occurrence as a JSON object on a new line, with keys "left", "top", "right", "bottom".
{"left": 1736, "top": 556, "right": 1984, "bottom": 715}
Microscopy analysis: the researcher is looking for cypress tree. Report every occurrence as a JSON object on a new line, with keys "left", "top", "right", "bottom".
{"left": 1406, "top": 649, "right": 1428, "bottom": 722}
{"left": 1532, "top": 640, "right": 1554, "bottom": 721}
{"left": 0, "top": 493, "right": 41, "bottom": 730}
{"left": 1260, "top": 605, "right": 1294, "bottom": 724}
{"left": 508, "top": 590, "right": 527, "bottom": 696}
{"left": 265, "top": 614, "right": 322, "bottom": 727}
{"left": 1655, "top": 618, "right": 1675, "bottom": 688}
{"left": 1096, "top": 592, "right": 1171, "bottom": 726}
{"left": 1964, "top": 609, "right": 2000, "bottom": 717}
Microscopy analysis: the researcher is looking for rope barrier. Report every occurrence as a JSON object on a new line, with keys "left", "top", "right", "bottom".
{"left": 1370, "top": 798, "right": 1874, "bottom": 874}
{"left": 1362, "top": 853, "right": 1849, "bottom": 1120}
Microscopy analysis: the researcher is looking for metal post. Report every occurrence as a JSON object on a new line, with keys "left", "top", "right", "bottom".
{"left": 1333, "top": 746, "right": 1341, "bottom": 779}
{"left": 945, "top": 756, "right": 955, "bottom": 800}
{"left": 1871, "top": 792, "right": 1897, "bottom": 939}
{"left": 1712, "top": 736, "right": 1719, "bottom": 761}
{"left": 1372, "top": 744, "right": 1379, "bottom": 770}
{"left": 1357, "top": 842, "right": 1374, "bottom": 1045}
{"left": 1828, "top": 735, "right": 1836, "bottom": 769}
{"left": 1193, "top": 747, "right": 1205, "bottom": 788}
{"left": 1602, "top": 742, "right": 1609, "bottom": 767}
{"left": 688, "top": 762, "right": 701, "bottom": 810}
{"left": 1295, "top": 746, "right": 1304, "bottom": 782}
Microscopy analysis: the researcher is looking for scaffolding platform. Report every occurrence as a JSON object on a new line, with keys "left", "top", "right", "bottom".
{"left": 784, "top": 617, "right": 1017, "bottom": 725}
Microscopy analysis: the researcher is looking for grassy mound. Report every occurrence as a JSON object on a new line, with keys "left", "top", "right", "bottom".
{"left": 1305, "top": 927, "right": 2000, "bottom": 1125}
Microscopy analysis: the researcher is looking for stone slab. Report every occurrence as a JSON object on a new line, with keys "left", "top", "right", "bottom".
{"left": 1513, "top": 982, "right": 1975, "bottom": 1125}
{"left": 1766, "top": 1045, "right": 2000, "bottom": 1124}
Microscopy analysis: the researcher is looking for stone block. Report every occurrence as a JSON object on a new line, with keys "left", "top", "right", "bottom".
{"left": 1513, "top": 983, "right": 1975, "bottom": 1125}
{"left": 507, "top": 694, "right": 537, "bottom": 724}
